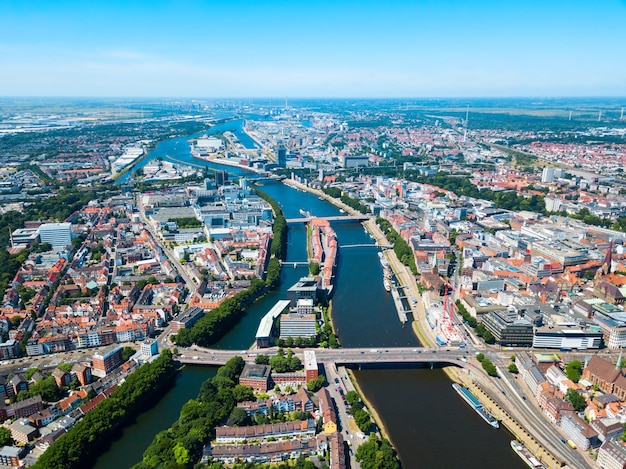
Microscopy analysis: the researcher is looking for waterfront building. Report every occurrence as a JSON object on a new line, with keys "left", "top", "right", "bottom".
{"left": 560, "top": 413, "right": 599, "bottom": 451}
{"left": 287, "top": 277, "right": 320, "bottom": 307}
{"left": 239, "top": 364, "right": 271, "bottom": 392}
{"left": 170, "top": 306, "right": 204, "bottom": 333}
{"left": 255, "top": 300, "right": 290, "bottom": 348}
{"left": 279, "top": 313, "right": 317, "bottom": 339}
{"left": 92, "top": 345, "right": 124, "bottom": 377}
{"left": 38, "top": 222, "right": 73, "bottom": 250}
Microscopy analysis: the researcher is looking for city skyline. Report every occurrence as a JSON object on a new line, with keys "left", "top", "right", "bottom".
{"left": 1, "top": 0, "right": 626, "bottom": 98}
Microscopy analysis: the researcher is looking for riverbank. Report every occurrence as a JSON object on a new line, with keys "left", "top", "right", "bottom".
{"left": 345, "top": 368, "right": 394, "bottom": 446}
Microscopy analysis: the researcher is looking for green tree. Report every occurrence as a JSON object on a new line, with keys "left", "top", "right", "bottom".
{"left": 57, "top": 363, "right": 73, "bottom": 372}
{"left": 172, "top": 442, "right": 191, "bottom": 465}
{"left": 122, "top": 346, "right": 136, "bottom": 362}
{"left": 232, "top": 384, "right": 255, "bottom": 402}
{"left": 0, "top": 427, "right": 12, "bottom": 446}
{"left": 565, "top": 388, "right": 587, "bottom": 411}
{"left": 229, "top": 407, "right": 250, "bottom": 426}
{"left": 481, "top": 359, "right": 498, "bottom": 377}
{"left": 254, "top": 354, "right": 270, "bottom": 365}
{"left": 306, "top": 375, "right": 326, "bottom": 392}
{"left": 475, "top": 353, "right": 485, "bottom": 362}
{"left": 355, "top": 435, "right": 400, "bottom": 469}
{"left": 507, "top": 363, "right": 519, "bottom": 374}
{"left": 25, "top": 368, "right": 42, "bottom": 380}
{"left": 353, "top": 408, "right": 372, "bottom": 432}
{"left": 565, "top": 360, "right": 583, "bottom": 383}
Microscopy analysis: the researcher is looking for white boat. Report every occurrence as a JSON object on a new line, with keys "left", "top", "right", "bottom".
{"left": 510, "top": 440, "right": 546, "bottom": 469}
{"left": 378, "top": 252, "right": 389, "bottom": 269}
{"left": 384, "top": 279, "right": 392, "bottom": 292}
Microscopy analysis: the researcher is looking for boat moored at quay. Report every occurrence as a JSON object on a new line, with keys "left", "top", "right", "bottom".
{"left": 510, "top": 440, "right": 546, "bottom": 468}
{"left": 452, "top": 383, "right": 499, "bottom": 429}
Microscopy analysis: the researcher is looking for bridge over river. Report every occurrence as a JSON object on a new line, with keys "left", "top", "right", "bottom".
{"left": 285, "top": 215, "right": 371, "bottom": 224}
{"left": 177, "top": 345, "right": 474, "bottom": 368}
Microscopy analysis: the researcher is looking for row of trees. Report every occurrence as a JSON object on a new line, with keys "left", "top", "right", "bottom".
{"left": 255, "top": 188, "right": 288, "bottom": 260}
{"left": 133, "top": 356, "right": 246, "bottom": 468}
{"left": 376, "top": 217, "right": 417, "bottom": 275}
{"left": 475, "top": 353, "right": 497, "bottom": 377}
{"left": 345, "top": 390, "right": 373, "bottom": 432}
{"left": 321, "top": 187, "right": 369, "bottom": 214}
{"left": 174, "top": 277, "right": 267, "bottom": 347}
{"left": 254, "top": 348, "right": 303, "bottom": 373}
{"left": 33, "top": 350, "right": 177, "bottom": 469}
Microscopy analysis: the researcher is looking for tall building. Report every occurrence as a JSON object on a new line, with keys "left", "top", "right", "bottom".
{"left": 541, "top": 167, "right": 555, "bottom": 183}
{"left": 92, "top": 345, "right": 124, "bottom": 377}
{"left": 277, "top": 146, "right": 287, "bottom": 167}
{"left": 38, "top": 222, "right": 73, "bottom": 250}
{"left": 215, "top": 170, "right": 227, "bottom": 188}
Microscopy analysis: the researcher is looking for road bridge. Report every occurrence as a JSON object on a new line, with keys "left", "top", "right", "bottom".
{"left": 176, "top": 346, "right": 473, "bottom": 368}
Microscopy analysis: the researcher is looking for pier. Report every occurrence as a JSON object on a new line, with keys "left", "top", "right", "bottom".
{"left": 390, "top": 285, "right": 410, "bottom": 324}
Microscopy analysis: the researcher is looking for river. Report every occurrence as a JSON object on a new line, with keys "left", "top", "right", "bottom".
{"left": 95, "top": 122, "right": 526, "bottom": 468}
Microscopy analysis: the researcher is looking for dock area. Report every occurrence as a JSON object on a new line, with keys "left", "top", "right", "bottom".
{"left": 389, "top": 284, "right": 409, "bottom": 323}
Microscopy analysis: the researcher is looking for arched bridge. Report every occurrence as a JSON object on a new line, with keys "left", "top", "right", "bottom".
{"left": 176, "top": 346, "right": 475, "bottom": 368}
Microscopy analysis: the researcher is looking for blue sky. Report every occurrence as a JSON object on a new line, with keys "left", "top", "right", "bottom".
{"left": 1, "top": 0, "right": 625, "bottom": 97}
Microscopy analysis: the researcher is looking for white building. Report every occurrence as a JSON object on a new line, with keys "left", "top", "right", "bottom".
{"left": 541, "top": 167, "right": 555, "bottom": 183}
{"left": 38, "top": 222, "right": 73, "bottom": 250}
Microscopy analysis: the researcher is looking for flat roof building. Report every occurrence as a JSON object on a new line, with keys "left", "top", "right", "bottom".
{"left": 38, "top": 222, "right": 73, "bottom": 250}
{"left": 255, "top": 300, "right": 290, "bottom": 348}
{"left": 92, "top": 345, "right": 124, "bottom": 377}
{"left": 239, "top": 363, "right": 271, "bottom": 392}
{"left": 303, "top": 350, "right": 318, "bottom": 381}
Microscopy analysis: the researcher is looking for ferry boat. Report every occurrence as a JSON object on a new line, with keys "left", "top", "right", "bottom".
{"left": 378, "top": 252, "right": 389, "bottom": 269}
{"left": 299, "top": 209, "right": 312, "bottom": 217}
{"left": 510, "top": 440, "right": 546, "bottom": 469}
{"left": 452, "top": 383, "right": 499, "bottom": 429}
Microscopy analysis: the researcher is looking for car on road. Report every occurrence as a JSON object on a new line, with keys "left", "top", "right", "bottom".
{"left": 334, "top": 377, "right": 339, "bottom": 384}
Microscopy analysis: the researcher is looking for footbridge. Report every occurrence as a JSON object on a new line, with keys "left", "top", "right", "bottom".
{"left": 339, "top": 243, "right": 393, "bottom": 249}
{"left": 176, "top": 346, "right": 474, "bottom": 368}
{"left": 285, "top": 215, "right": 372, "bottom": 224}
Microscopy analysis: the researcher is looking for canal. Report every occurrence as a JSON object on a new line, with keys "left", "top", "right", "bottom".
{"left": 96, "top": 125, "right": 526, "bottom": 468}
